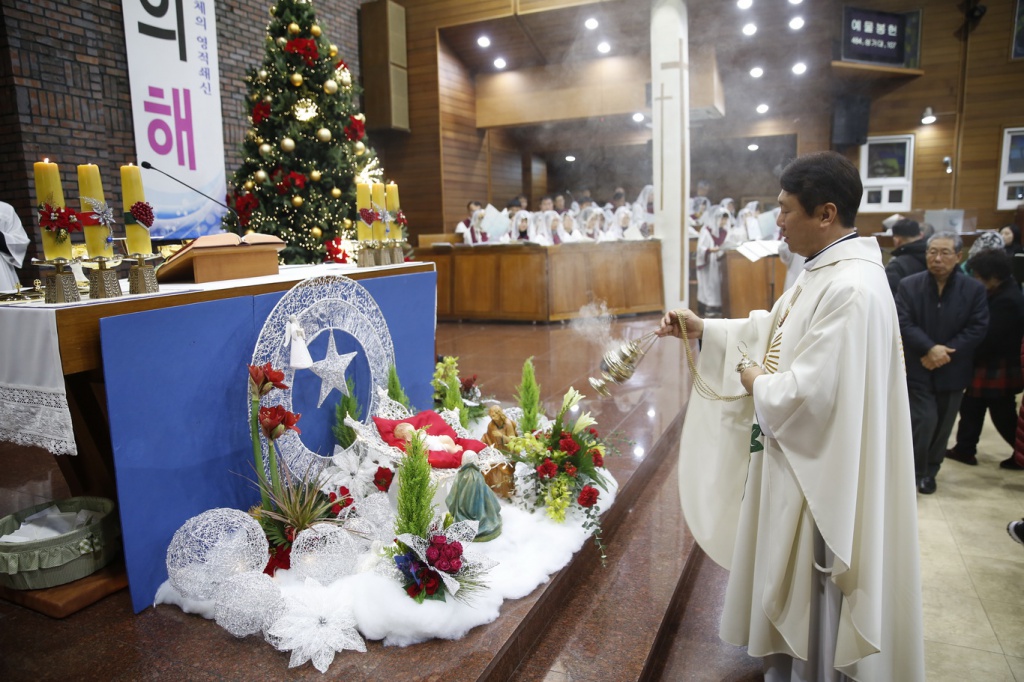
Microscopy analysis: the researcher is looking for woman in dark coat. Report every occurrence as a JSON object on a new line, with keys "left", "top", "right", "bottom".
{"left": 947, "top": 249, "right": 1024, "bottom": 467}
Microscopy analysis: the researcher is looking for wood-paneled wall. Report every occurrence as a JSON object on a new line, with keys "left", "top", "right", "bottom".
{"left": 487, "top": 128, "right": 524, "bottom": 207}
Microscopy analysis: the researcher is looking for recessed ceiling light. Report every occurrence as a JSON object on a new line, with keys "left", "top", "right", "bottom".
{"left": 789, "top": 0, "right": 803, "bottom": 4}
{"left": 756, "top": 103, "right": 769, "bottom": 114}
{"left": 632, "top": 112, "right": 645, "bottom": 122}
{"left": 748, "top": 143, "right": 759, "bottom": 151}
{"left": 789, "top": 17, "right": 804, "bottom": 30}
{"left": 750, "top": 66, "right": 764, "bottom": 78}
{"left": 737, "top": 0, "right": 753, "bottom": 8}
{"left": 597, "top": 41, "right": 611, "bottom": 54}
{"left": 477, "top": 36, "right": 490, "bottom": 47}
{"left": 792, "top": 62, "right": 807, "bottom": 75}
{"left": 565, "top": 155, "right": 576, "bottom": 162}
{"left": 585, "top": 18, "right": 599, "bottom": 30}
{"left": 494, "top": 57, "right": 506, "bottom": 69}
{"left": 742, "top": 23, "right": 757, "bottom": 36}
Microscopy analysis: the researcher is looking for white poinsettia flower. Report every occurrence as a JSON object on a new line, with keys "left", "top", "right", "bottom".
{"left": 572, "top": 412, "right": 597, "bottom": 434}
{"left": 264, "top": 578, "right": 365, "bottom": 673}
{"left": 560, "top": 387, "right": 584, "bottom": 416}
{"left": 324, "top": 448, "right": 377, "bottom": 497}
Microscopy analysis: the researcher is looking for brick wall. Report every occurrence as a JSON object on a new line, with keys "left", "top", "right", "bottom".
{"left": 0, "top": 0, "right": 364, "bottom": 282}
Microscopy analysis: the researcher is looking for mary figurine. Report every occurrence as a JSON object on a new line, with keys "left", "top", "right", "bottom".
{"left": 445, "top": 451, "right": 502, "bottom": 541}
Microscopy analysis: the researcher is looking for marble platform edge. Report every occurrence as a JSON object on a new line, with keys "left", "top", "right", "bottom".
{"left": 478, "top": 409, "right": 686, "bottom": 682}
{"left": 638, "top": 547, "right": 708, "bottom": 681}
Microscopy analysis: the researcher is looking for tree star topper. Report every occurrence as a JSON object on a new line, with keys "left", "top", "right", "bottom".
{"left": 310, "top": 331, "right": 357, "bottom": 408}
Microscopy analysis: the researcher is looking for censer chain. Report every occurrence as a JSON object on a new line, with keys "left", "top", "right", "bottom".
{"left": 677, "top": 311, "right": 750, "bottom": 403}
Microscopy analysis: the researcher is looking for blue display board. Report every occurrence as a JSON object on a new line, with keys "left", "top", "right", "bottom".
{"left": 100, "top": 272, "right": 436, "bottom": 612}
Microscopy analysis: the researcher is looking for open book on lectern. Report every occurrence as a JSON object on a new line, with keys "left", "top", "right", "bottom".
{"left": 156, "top": 232, "right": 286, "bottom": 284}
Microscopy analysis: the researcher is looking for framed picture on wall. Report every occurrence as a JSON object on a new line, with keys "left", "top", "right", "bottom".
{"left": 1013, "top": 0, "right": 1024, "bottom": 60}
{"left": 859, "top": 134, "right": 915, "bottom": 213}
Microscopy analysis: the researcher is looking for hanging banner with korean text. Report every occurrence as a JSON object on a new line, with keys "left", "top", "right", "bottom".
{"left": 841, "top": 7, "right": 907, "bottom": 66}
{"left": 122, "top": 0, "right": 227, "bottom": 239}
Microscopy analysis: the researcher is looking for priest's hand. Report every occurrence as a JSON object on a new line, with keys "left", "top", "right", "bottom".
{"left": 656, "top": 308, "right": 704, "bottom": 340}
{"left": 740, "top": 365, "right": 764, "bottom": 394}
{"left": 922, "top": 344, "right": 955, "bottom": 370}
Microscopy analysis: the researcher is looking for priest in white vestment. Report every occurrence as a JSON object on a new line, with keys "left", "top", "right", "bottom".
{"left": 0, "top": 202, "right": 29, "bottom": 291}
{"left": 657, "top": 152, "right": 924, "bottom": 681}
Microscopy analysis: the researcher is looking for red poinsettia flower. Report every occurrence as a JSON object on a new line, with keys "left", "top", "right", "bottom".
{"left": 536, "top": 458, "right": 558, "bottom": 479}
{"left": 235, "top": 193, "right": 259, "bottom": 227}
{"left": 263, "top": 544, "right": 291, "bottom": 575}
{"left": 252, "top": 101, "right": 271, "bottom": 124}
{"left": 38, "top": 204, "right": 83, "bottom": 235}
{"left": 589, "top": 449, "right": 604, "bottom": 468}
{"left": 284, "top": 38, "right": 319, "bottom": 67}
{"left": 129, "top": 201, "right": 155, "bottom": 227}
{"left": 324, "top": 237, "right": 350, "bottom": 264}
{"left": 373, "top": 466, "right": 394, "bottom": 491}
{"left": 259, "top": 405, "right": 302, "bottom": 440}
{"left": 344, "top": 115, "right": 365, "bottom": 141}
{"left": 329, "top": 486, "right": 354, "bottom": 515}
{"left": 248, "top": 363, "right": 288, "bottom": 397}
{"left": 577, "top": 485, "right": 599, "bottom": 508}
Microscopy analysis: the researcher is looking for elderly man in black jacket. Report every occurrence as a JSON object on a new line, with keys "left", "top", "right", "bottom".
{"left": 885, "top": 218, "right": 928, "bottom": 295}
{"left": 897, "top": 231, "right": 989, "bottom": 494}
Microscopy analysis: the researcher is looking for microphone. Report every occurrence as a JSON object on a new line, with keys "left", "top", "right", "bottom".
{"left": 140, "top": 161, "right": 238, "bottom": 219}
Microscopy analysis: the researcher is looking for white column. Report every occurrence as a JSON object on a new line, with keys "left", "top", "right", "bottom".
{"left": 651, "top": 0, "right": 689, "bottom": 310}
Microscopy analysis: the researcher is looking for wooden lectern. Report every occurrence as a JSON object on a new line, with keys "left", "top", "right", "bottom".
{"left": 156, "top": 233, "right": 285, "bottom": 284}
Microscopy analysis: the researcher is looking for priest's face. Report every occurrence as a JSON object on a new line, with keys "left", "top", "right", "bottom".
{"left": 776, "top": 190, "right": 823, "bottom": 257}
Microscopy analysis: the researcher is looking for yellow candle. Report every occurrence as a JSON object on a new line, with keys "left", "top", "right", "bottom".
{"left": 78, "top": 164, "right": 113, "bottom": 259}
{"left": 33, "top": 159, "right": 65, "bottom": 208}
{"left": 356, "top": 183, "right": 371, "bottom": 241}
{"left": 385, "top": 182, "right": 400, "bottom": 213}
{"left": 121, "top": 164, "right": 152, "bottom": 255}
{"left": 371, "top": 182, "right": 386, "bottom": 241}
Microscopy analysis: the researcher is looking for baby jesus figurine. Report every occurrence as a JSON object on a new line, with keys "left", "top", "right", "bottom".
{"left": 373, "top": 410, "right": 487, "bottom": 469}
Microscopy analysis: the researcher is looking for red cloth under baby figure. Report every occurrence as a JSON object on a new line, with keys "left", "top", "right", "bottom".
{"left": 373, "top": 410, "right": 487, "bottom": 469}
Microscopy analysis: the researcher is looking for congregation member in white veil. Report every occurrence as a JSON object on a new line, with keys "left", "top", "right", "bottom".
{"left": 737, "top": 201, "right": 763, "bottom": 241}
{"left": 557, "top": 210, "right": 586, "bottom": 242}
{"left": 579, "top": 206, "right": 604, "bottom": 241}
{"left": 545, "top": 210, "right": 564, "bottom": 245}
{"left": 602, "top": 206, "right": 631, "bottom": 241}
{"left": 0, "top": 202, "right": 29, "bottom": 291}
{"left": 507, "top": 210, "right": 532, "bottom": 242}
{"left": 695, "top": 206, "right": 730, "bottom": 317}
{"left": 633, "top": 184, "right": 655, "bottom": 224}
{"left": 718, "top": 198, "right": 747, "bottom": 248}
{"left": 531, "top": 210, "right": 555, "bottom": 246}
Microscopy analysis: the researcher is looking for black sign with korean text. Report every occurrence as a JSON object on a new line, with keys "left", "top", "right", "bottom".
{"left": 841, "top": 7, "right": 906, "bottom": 65}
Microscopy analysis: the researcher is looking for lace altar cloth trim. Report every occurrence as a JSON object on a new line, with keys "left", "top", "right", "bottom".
{"left": 0, "top": 384, "right": 77, "bottom": 455}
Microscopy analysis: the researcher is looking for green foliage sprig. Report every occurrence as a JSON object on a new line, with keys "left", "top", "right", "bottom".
{"left": 332, "top": 377, "right": 360, "bottom": 449}
{"left": 394, "top": 429, "right": 436, "bottom": 539}
{"left": 443, "top": 373, "right": 469, "bottom": 429}
{"left": 516, "top": 356, "right": 541, "bottom": 434}
{"left": 387, "top": 364, "right": 412, "bottom": 411}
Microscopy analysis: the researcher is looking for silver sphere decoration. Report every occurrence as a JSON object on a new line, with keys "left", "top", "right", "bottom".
{"left": 213, "top": 571, "right": 285, "bottom": 638}
{"left": 289, "top": 524, "right": 361, "bottom": 587}
{"left": 166, "top": 508, "right": 268, "bottom": 600}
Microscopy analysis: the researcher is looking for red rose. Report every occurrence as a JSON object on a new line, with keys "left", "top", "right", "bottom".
{"left": 423, "top": 571, "right": 440, "bottom": 596}
{"left": 442, "top": 544, "right": 460, "bottom": 560}
{"left": 449, "top": 558, "right": 462, "bottom": 572}
{"left": 129, "top": 201, "right": 155, "bottom": 227}
{"left": 248, "top": 363, "right": 288, "bottom": 397}
{"left": 436, "top": 558, "right": 451, "bottom": 572}
{"left": 252, "top": 101, "right": 271, "bottom": 124}
{"left": 426, "top": 545, "right": 441, "bottom": 563}
{"left": 563, "top": 463, "right": 578, "bottom": 478}
{"left": 590, "top": 449, "right": 604, "bottom": 468}
{"left": 259, "top": 405, "right": 302, "bottom": 440}
{"left": 559, "top": 435, "right": 580, "bottom": 457}
{"left": 344, "top": 115, "right": 365, "bottom": 141}
{"left": 536, "top": 458, "right": 558, "bottom": 479}
{"left": 448, "top": 541, "right": 462, "bottom": 556}
{"left": 372, "top": 466, "right": 393, "bottom": 491}
{"left": 406, "top": 583, "right": 421, "bottom": 598}
{"left": 577, "top": 485, "right": 599, "bottom": 508}
{"left": 431, "top": 535, "right": 447, "bottom": 546}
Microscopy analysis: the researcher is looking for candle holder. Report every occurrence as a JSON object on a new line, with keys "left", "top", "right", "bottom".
{"left": 84, "top": 256, "right": 123, "bottom": 299}
{"left": 127, "top": 253, "right": 160, "bottom": 295}
{"left": 357, "top": 242, "right": 378, "bottom": 268}
{"left": 390, "top": 240, "right": 405, "bottom": 265}
{"left": 33, "top": 257, "right": 81, "bottom": 304}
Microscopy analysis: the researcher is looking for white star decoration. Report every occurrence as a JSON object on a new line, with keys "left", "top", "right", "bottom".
{"left": 309, "top": 331, "right": 357, "bottom": 408}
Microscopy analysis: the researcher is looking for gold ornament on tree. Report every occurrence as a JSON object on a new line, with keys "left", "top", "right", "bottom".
{"left": 323, "top": 79, "right": 338, "bottom": 94}
{"left": 243, "top": 180, "right": 255, "bottom": 190}
{"left": 310, "top": 170, "right": 322, "bottom": 182}
{"left": 331, "top": 187, "right": 342, "bottom": 199}
{"left": 259, "top": 143, "right": 273, "bottom": 157}
{"left": 257, "top": 69, "right": 268, "bottom": 81}
{"left": 276, "top": 37, "right": 287, "bottom": 47}
{"left": 249, "top": 93, "right": 259, "bottom": 102}
{"left": 316, "top": 128, "right": 332, "bottom": 143}
{"left": 311, "top": 226, "right": 322, "bottom": 238}
{"left": 310, "top": 24, "right": 321, "bottom": 37}
{"left": 289, "top": 73, "right": 303, "bottom": 87}
{"left": 246, "top": 228, "right": 256, "bottom": 235}
{"left": 291, "top": 196, "right": 304, "bottom": 208}
{"left": 245, "top": 129, "right": 257, "bottom": 141}
{"left": 280, "top": 137, "right": 296, "bottom": 152}
{"left": 269, "top": 5, "right": 276, "bottom": 17}
{"left": 263, "top": 95, "right": 272, "bottom": 104}
{"left": 255, "top": 170, "right": 269, "bottom": 183}
{"left": 354, "top": 141, "right": 366, "bottom": 156}
{"left": 343, "top": 218, "right": 352, "bottom": 229}
{"left": 329, "top": 44, "right": 338, "bottom": 57}
{"left": 287, "top": 22, "right": 300, "bottom": 35}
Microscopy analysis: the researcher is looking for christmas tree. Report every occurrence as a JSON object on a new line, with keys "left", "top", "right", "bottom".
{"left": 224, "top": 0, "right": 381, "bottom": 263}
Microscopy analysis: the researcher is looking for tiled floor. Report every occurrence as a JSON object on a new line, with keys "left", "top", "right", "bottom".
{"left": 1, "top": 317, "right": 1023, "bottom": 681}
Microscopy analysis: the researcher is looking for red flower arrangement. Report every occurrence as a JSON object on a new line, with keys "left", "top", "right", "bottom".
{"left": 426, "top": 535, "right": 463, "bottom": 574}
{"left": 129, "top": 201, "right": 155, "bottom": 228}
{"left": 284, "top": 38, "right": 319, "bottom": 67}
{"left": 38, "top": 203, "right": 82, "bottom": 242}
{"left": 252, "top": 101, "right": 271, "bottom": 124}
{"left": 324, "top": 237, "right": 349, "bottom": 264}
{"left": 344, "top": 115, "right": 365, "bottom": 141}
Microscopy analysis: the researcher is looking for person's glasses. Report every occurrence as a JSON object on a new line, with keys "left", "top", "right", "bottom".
{"left": 926, "top": 248, "right": 957, "bottom": 258}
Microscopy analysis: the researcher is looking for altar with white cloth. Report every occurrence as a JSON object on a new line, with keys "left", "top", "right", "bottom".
{"left": 0, "top": 261, "right": 438, "bottom": 613}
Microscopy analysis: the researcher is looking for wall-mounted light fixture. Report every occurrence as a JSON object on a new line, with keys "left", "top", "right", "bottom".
{"left": 922, "top": 107, "right": 937, "bottom": 124}
{"left": 943, "top": 156, "right": 953, "bottom": 174}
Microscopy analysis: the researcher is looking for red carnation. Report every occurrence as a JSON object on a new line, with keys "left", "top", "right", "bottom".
{"left": 577, "top": 485, "right": 599, "bottom": 508}
{"left": 590, "top": 449, "right": 604, "bottom": 468}
{"left": 258, "top": 404, "right": 302, "bottom": 440}
{"left": 130, "top": 201, "right": 155, "bottom": 228}
{"left": 436, "top": 558, "right": 451, "bottom": 572}
{"left": 431, "top": 535, "right": 447, "bottom": 546}
{"left": 248, "top": 363, "right": 288, "bottom": 397}
{"left": 344, "top": 115, "right": 365, "bottom": 141}
{"left": 373, "top": 466, "right": 393, "bottom": 491}
{"left": 536, "top": 458, "right": 558, "bottom": 479}
{"left": 559, "top": 435, "right": 580, "bottom": 457}
{"left": 563, "top": 463, "right": 578, "bottom": 478}
{"left": 252, "top": 101, "right": 271, "bottom": 124}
